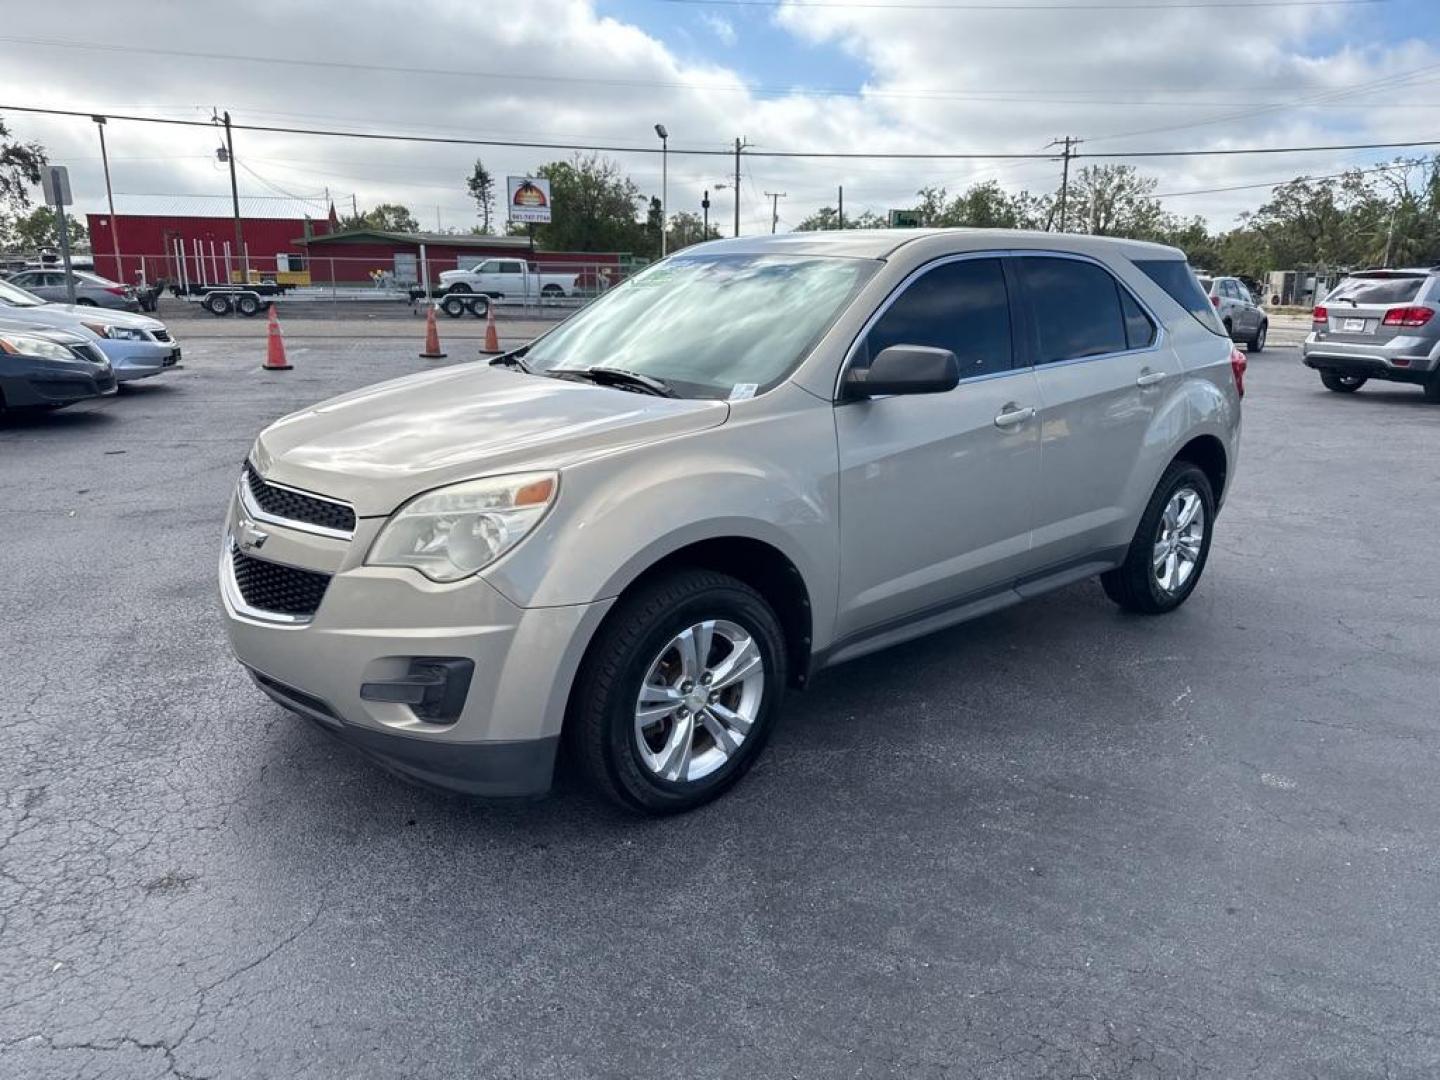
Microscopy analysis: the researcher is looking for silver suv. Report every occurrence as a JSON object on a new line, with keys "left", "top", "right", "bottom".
{"left": 1302, "top": 268, "right": 1440, "bottom": 400}
{"left": 1197, "top": 274, "right": 1268, "bottom": 352}
{"left": 221, "top": 231, "right": 1243, "bottom": 814}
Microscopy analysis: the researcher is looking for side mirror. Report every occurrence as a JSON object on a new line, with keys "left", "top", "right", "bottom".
{"left": 845, "top": 345, "right": 962, "bottom": 399}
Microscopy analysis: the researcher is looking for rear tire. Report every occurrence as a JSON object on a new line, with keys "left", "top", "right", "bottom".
{"left": 235, "top": 294, "right": 262, "bottom": 317}
{"left": 204, "top": 293, "right": 232, "bottom": 316}
{"left": 1424, "top": 375, "right": 1440, "bottom": 403}
{"left": 1248, "top": 322, "right": 1266, "bottom": 353}
{"left": 446, "top": 282, "right": 472, "bottom": 294}
{"left": 75, "top": 298, "right": 98, "bottom": 307}
{"left": 1321, "top": 371, "right": 1366, "bottom": 393}
{"left": 1101, "top": 461, "right": 1215, "bottom": 615}
{"left": 567, "top": 569, "right": 787, "bottom": 815}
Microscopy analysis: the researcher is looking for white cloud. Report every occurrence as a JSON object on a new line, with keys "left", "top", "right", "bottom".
{"left": 700, "top": 12, "right": 737, "bottom": 47}
{"left": 0, "top": 0, "right": 1434, "bottom": 243}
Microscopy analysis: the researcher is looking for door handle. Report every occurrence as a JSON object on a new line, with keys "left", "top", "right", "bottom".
{"left": 993, "top": 405, "right": 1036, "bottom": 429}
{"left": 1136, "top": 370, "right": 1167, "bottom": 388}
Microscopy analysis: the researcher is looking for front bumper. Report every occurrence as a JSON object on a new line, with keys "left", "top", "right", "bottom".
{"left": 1, "top": 361, "right": 116, "bottom": 407}
{"left": 93, "top": 338, "right": 181, "bottom": 381}
{"left": 219, "top": 492, "right": 612, "bottom": 797}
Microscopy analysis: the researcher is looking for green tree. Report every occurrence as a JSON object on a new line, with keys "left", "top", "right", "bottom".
{"left": 467, "top": 159, "right": 496, "bottom": 233}
{"left": 793, "top": 206, "right": 887, "bottom": 231}
{"left": 1065, "top": 165, "right": 1167, "bottom": 238}
{"left": 513, "top": 154, "right": 649, "bottom": 255}
{"left": 8, "top": 205, "right": 87, "bottom": 251}
{"left": 0, "top": 115, "right": 45, "bottom": 216}
{"left": 338, "top": 203, "right": 421, "bottom": 232}
{"left": 666, "top": 210, "right": 721, "bottom": 251}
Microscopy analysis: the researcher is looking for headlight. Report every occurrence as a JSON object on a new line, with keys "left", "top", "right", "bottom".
{"left": 81, "top": 322, "right": 148, "bottom": 341}
{"left": 367, "top": 472, "right": 557, "bottom": 582}
{"left": 0, "top": 333, "right": 76, "bottom": 362}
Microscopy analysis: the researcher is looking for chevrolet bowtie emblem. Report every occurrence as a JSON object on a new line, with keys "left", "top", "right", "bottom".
{"left": 236, "top": 518, "right": 269, "bottom": 552}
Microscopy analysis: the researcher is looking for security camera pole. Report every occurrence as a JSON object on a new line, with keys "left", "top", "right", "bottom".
{"left": 654, "top": 123, "right": 669, "bottom": 257}
{"left": 41, "top": 166, "right": 77, "bottom": 305}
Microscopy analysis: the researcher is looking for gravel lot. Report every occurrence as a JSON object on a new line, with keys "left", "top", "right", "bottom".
{"left": 2, "top": 335, "right": 1436, "bottom": 1079}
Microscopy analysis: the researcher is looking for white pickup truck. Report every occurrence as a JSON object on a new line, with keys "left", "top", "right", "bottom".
{"left": 437, "top": 257, "right": 579, "bottom": 300}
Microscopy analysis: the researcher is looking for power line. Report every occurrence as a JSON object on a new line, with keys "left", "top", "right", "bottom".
{"left": 6, "top": 103, "right": 1440, "bottom": 162}
{"left": 1153, "top": 159, "right": 1422, "bottom": 198}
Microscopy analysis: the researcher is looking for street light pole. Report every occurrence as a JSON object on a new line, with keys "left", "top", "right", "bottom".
{"left": 655, "top": 123, "right": 669, "bottom": 257}
{"left": 702, "top": 189, "right": 710, "bottom": 237}
{"left": 91, "top": 115, "right": 124, "bottom": 284}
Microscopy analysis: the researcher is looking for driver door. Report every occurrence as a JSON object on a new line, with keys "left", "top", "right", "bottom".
{"left": 834, "top": 256, "right": 1042, "bottom": 641}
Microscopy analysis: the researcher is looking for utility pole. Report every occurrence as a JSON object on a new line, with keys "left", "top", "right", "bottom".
{"left": 352, "top": 193, "right": 359, "bottom": 222}
{"left": 702, "top": 189, "right": 710, "bottom": 237}
{"left": 91, "top": 116, "right": 125, "bottom": 285}
{"left": 837, "top": 185, "right": 844, "bottom": 230}
{"left": 219, "top": 111, "right": 245, "bottom": 282}
{"left": 733, "top": 137, "right": 748, "bottom": 237}
{"left": 1047, "top": 135, "right": 1081, "bottom": 232}
{"left": 765, "top": 191, "right": 787, "bottom": 234}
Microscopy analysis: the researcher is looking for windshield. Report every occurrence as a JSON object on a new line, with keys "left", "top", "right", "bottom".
{"left": 0, "top": 278, "right": 45, "bottom": 307}
{"left": 522, "top": 253, "right": 877, "bottom": 399}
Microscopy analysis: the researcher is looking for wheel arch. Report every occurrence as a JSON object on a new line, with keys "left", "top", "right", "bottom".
{"left": 1171, "top": 432, "right": 1228, "bottom": 505}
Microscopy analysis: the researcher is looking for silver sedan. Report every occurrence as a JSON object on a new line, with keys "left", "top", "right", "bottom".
{"left": 5, "top": 268, "right": 141, "bottom": 312}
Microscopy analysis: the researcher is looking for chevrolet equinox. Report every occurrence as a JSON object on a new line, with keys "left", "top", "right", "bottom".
{"left": 221, "top": 230, "right": 1243, "bottom": 814}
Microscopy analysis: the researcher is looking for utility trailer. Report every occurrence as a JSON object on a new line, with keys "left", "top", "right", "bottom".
{"left": 408, "top": 287, "right": 492, "bottom": 319}
{"left": 182, "top": 286, "right": 275, "bottom": 317}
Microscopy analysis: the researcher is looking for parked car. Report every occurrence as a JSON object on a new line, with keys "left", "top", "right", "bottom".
{"left": 222, "top": 230, "right": 1242, "bottom": 814}
{"left": 437, "top": 258, "right": 579, "bottom": 300}
{"left": 1302, "top": 267, "right": 1440, "bottom": 400}
{"left": 5, "top": 268, "right": 140, "bottom": 312}
{"left": 0, "top": 278, "right": 180, "bottom": 383}
{"left": 1196, "top": 274, "right": 1268, "bottom": 352}
{"left": 0, "top": 320, "right": 116, "bottom": 413}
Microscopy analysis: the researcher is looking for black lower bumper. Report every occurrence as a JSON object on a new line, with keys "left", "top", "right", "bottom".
{"left": 1, "top": 368, "right": 116, "bottom": 408}
{"left": 1303, "top": 353, "right": 1435, "bottom": 386}
{"left": 247, "top": 668, "right": 558, "bottom": 798}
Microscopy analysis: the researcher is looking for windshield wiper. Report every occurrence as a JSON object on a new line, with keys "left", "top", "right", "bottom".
{"left": 489, "top": 347, "right": 531, "bottom": 373}
{"left": 565, "top": 366, "right": 677, "bottom": 398}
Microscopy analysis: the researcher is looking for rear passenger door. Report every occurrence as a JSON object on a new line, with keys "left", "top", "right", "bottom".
{"left": 1013, "top": 253, "right": 1180, "bottom": 570}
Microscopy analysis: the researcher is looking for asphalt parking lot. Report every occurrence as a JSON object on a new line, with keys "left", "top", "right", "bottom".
{"left": 2, "top": 334, "right": 1437, "bottom": 1079}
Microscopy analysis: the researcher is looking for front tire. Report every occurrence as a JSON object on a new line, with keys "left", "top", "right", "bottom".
{"left": 567, "top": 569, "right": 787, "bottom": 815}
{"left": 1102, "top": 462, "right": 1215, "bottom": 615}
{"left": 1321, "top": 371, "right": 1366, "bottom": 393}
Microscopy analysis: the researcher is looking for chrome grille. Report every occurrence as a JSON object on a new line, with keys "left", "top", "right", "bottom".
{"left": 230, "top": 548, "right": 331, "bottom": 617}
{"left": 243, "top": 462, "right": 356, "bottom": 535}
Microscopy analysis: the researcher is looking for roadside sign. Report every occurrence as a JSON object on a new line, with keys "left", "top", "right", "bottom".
{"left": 888, "top": 208, "right": 922, "bottom": 228}
{"left": 41, "top": 165, "right": 73, "bottom": 207}
{"left": 507, "top": 177, "right": 552, "bottom": 224}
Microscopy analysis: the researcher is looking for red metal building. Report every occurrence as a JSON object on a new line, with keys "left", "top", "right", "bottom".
{"left": 86, "top": 213, "right": 330, "bottom": 286}
{"left": 87, "top": 215, "right": 627, "bottom": 289}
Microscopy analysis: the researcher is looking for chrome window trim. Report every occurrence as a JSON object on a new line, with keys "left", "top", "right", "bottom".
{"left": 219, "top": 538, "right": 315, "bottom": 626}
{"left": 832, "top": 248, "right": 1167, "bottom": 401}
{"left": 238, "top": 467, "right": 355, "bottom": 541}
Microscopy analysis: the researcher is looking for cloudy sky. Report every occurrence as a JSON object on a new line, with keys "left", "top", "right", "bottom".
{"left": 1, "top": 0, "right": 1437, "bottom": 239}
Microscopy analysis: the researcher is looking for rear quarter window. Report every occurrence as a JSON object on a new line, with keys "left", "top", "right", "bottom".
{"left": 1325, "top": 276, "right": 1425, "bottom": 305}
{"left": 1134, "top": 258, "right": 1227, "bottom": 337}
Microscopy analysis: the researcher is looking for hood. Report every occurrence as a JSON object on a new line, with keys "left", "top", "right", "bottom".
{"left": 253, "top": 364, "right": 729, "bottom": 516}
{"left": 0, "top": 301, "right": 164, "bottom": 335}
{"left": 0, "top": 319, "right": 89, "bottom": 347}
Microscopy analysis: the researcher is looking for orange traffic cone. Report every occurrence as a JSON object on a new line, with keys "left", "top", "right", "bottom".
{"left": 263, "top": 306, "right": 291, "bottom": 371}
{"left": 420, "top": 303, "right": 447, "bottom": 359}
{"left": 480, "top": 302, "right": 501, "bottom": 355}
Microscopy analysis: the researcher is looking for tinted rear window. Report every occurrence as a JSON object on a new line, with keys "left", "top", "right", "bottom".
{"left": 1325, "top": 275, "right": 1424, "bottom": 305}
{"left": 1134, "top": 259, "right": 1226, "bottom": 336}
{"left": 1016, "top": 257, "right": 1127, "bottom": 363}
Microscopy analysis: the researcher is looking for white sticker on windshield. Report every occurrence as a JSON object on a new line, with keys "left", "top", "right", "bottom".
{"left": 729, "top": 383, "right": 758, "bottom": 401}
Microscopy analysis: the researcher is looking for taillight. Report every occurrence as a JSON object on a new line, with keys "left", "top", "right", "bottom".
{"left": 1381, "top": 306, "right": 1433, "bottom": 327}
{"left": 105, "top": 286, "right": 125, "bottom": 296}
{"left": 1210, "top": 294, "right": 1220, "bottom": 308}
{"left": 1230, "top": 346, "right": 1246, "bottom": 399}
{"left": 1312, "top": 305, "right": 1328, "bottom": 323}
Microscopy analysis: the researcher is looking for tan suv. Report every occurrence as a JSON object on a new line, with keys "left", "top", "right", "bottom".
{"left": 222, "top": 230, "right": 1243, "bottom": 814}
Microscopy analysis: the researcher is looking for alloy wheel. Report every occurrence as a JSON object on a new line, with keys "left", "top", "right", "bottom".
{"left": 634, "top": 619, "right": 764, "bottom": 783}
{"left": 1152, "top": 486, "right": 1206, "bottom": 594}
